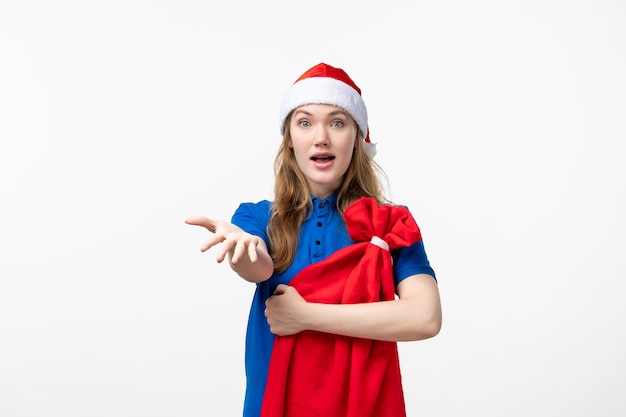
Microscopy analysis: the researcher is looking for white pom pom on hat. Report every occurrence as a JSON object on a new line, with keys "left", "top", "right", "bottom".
{"left": 279, "top": 63, "right": 377, "bottom": 157}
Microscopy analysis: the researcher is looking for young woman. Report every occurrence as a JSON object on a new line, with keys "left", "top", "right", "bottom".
{"left": 186, "top": 63, "right": 442, "bottom": 417}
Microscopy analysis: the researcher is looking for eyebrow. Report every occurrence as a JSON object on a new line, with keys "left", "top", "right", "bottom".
{"left": 293, "top": 108, "right": 349, "bottom": 117}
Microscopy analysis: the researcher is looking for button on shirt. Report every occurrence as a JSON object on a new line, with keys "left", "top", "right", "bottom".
{"left": 231, "top": 193, "right": 435, "bottom": 417}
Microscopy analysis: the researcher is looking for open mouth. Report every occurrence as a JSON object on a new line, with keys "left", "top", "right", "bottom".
{"left": 311, "top": 155, "right": 335, "bottom": 163}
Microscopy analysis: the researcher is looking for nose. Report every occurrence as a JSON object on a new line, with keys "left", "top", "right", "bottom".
{"left": 312, "top": 125, "right": 329, "bottom": 146}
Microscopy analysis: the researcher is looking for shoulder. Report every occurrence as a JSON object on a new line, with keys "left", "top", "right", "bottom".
{"left": 234, "top": 200, "right": 272, "bottom": 214}
{"left": 379, "top": 201, "right": 417, "bottom": 222}
{"left": 231, "top": 200, "right": 273, "bottom": 240}
{"left": 388, "top": 202, "right": 419, "bottom": 221}
{"left": 384, "top": 201, "right": 410, "bottom": 211}
{"left": 385, "top": 202, "right": 436, "bottom": 281}
{"left": 232, "top": 200, "right": 273, "bottom": 222}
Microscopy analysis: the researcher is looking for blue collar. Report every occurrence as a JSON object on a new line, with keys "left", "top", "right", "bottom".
{"left": 311, "top": 192, "right": 338, "bottom": 209}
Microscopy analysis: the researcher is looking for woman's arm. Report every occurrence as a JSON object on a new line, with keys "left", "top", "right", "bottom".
{"left": 264, "top": 273, "right": 442, "bottom": 342}
{"left": 186, "top": 216, "right": 274, "bottom": 283}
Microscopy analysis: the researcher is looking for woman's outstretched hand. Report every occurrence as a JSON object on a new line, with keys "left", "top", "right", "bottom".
{"left": 185, "top": 216, "right": 263, "bottom": 264}
{"left": 185, "top": 215, "right": 274, "bottom": 283}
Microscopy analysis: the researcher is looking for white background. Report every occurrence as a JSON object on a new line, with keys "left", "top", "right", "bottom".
{"left": 1, "top": 1, "right": 625, "bottom": 416}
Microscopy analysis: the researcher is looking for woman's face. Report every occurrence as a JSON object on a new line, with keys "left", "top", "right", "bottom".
{"left": 289, "top": 104, "right": 357, "bottom": 199}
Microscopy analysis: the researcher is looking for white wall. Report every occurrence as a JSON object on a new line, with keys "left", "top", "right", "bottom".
{"left": 1, "top": 1, "right": 624, "bottom": 416}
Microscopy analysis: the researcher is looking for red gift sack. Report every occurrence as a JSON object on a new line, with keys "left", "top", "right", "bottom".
{"left": 261, "top": 197, "right": 422, "bottom": 417}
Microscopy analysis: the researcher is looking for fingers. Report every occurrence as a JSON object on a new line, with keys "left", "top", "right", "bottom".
{"left": 185, "top": 216, "right": 218, "bottom": 233}
{"left": 202, "top": 234, "right": 227, "bottom": 254}
{"left": 187, "top": 216, "right": 260, "bottom": 264}
{"left": 230, "top": 237, "right": 258, "bottom": 265}
{"left": 230, "top": 238, "right": 245, "bottom": 264}
{"left": 186, "top": 216, "right": 226, "bottom": 254}
{"left": 247, "top": 239, "right": 259, "bottom": 263}
{"left": 273, "top": 284, "right": 288, "bottom": 295}
{"left": 214, "top": 238, "right": 235, "bottom": 263}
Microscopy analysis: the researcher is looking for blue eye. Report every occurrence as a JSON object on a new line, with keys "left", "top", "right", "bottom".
{"left": 299, "top": 120, "right": 311, "bottom": 127}
{"left": 331, "top": 120, "right": 344, "bottom": 128}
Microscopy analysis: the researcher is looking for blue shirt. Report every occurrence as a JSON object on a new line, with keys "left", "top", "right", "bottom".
{"left": 231, "top": 193, "right": 435, "bottom": 417}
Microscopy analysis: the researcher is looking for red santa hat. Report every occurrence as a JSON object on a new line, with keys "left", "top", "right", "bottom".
{"left": 279, "top": 63, "right": 377, "bottom": 157}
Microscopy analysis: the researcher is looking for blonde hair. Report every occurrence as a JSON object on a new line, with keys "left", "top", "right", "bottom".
{"left": 268, "top": 113, "right": 388, "bottom": 273}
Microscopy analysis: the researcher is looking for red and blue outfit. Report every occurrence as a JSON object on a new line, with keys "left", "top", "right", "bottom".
{"left": 231, "top": 193, "right": 435, "bottom": 417}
